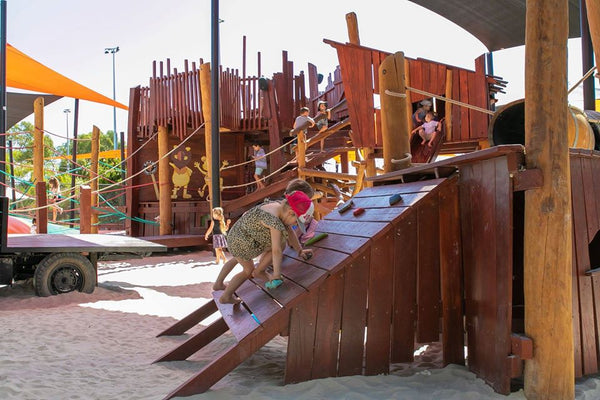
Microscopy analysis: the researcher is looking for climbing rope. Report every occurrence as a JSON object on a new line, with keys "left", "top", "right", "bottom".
{"left": 568, "top": 66, "right": 597, "bottom": 95}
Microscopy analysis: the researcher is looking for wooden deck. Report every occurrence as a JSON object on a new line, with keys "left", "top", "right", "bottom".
{"left": 5, "top": 233, "right": 166, "bottom": 254}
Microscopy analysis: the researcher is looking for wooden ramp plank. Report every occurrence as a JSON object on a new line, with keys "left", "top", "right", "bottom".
{"left": 416, "top": 192, "right": 441, "bottom": 343}
{"left": 350, "top": 193, "right": 428, "bottom": 209}
{"left": 212, "top": 290, "right": 262, "bottom": 342}
{"left": 157, "top": 299, "right": 217, "bottom": 337}
{"left": 338, "top": 247, "right": 370, "bottom": 376}
{"left": 285, "top": 291, "right": 319, "bottom": 384}
{"left": 164, "top": 313, "right": 287, "bottom": 399}
{"left": 439, "top": 179, "right": 465, "bottom": 365}
{"left": 303, "top": 232, "right": 370, "bottom": 255}
{"left": 154, "top": 318, "right": 229, "bottom": 362}
{"left": 284, "top": 246, "right": 352, "bottom": 274}
{"left": 311, "top": 270, "right": 345, "bottom": 379}
{"left": 355, "top": 178, "right": 445, "bottom": 197}
{"left": 317, "top": 220, "right": 389, "bottom": 238}
{"left": 235, "top": 280, "right": 282, "bottom": 325}
{"left": 391, "top": 210, "right": 418, "bottom": 363}
{"left": 365, "top": 229, "right": 395, "bottom": 375}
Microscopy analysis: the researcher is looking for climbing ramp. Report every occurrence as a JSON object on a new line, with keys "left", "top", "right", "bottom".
{"left": 155, "top": 175, "right": 464, "bottom": 399}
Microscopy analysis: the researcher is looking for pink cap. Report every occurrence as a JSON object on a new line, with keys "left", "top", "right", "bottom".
{"left": 285, "top": 191, "right": 314, "bottom": 233}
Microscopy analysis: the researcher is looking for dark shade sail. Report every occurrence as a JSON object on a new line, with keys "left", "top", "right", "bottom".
{"left": 6, "top": 92, "right": 61, "bottom": 129}
{"left": 408, "top": 0, "right": 582, "bottom": 52}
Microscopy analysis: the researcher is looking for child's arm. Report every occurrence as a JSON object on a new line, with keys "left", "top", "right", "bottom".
{"left": 204, "top": 220, "right": 214, "bottom": 240}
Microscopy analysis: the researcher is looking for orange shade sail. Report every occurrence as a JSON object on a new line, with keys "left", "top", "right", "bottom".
{"left": 6, "top": 43, "right": 128, "bottom": 110}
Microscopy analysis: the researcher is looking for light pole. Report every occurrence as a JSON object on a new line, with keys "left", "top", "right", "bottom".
{"left": 104, "top": 46, "right": 119, "bottom": 150}
{"left": 63, "top": 108, "right": 71, "bottom": 156}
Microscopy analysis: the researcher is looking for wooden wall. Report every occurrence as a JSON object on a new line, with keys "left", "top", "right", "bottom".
{"left": 325, "top": 39, "right": 491, "bottom": 148}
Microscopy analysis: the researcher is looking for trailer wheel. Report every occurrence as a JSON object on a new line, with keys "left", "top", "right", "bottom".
{"left": 34, "top": 253, "right": 96, "bottom": 297}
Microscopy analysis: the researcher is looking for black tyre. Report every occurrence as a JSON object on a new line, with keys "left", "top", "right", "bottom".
{"left": 34, "top": 253, "right": 96, "bottom": 297}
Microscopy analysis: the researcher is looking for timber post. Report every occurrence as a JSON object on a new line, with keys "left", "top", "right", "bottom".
{"left": 33, "top": 97, "right": 44, "bottom": 188}
{"left": 79, "top": 185, "right": 91, "bottom": 234}
{"left": 345, "top": 12, "right": 360, "bottom": 45}
{"left": 35, "top": 181, "right": 47, "bottom": 234}
{"left": 90, "top": 125, "right": 100, "bottom": 234}
{"left": 158, "top": 125, "right": 172, "bottom": 235}
{"left": 444, "top": 69, "right": 453, "bottom": 141}
{"left": 523, "top": 1, "right": 574, "bottom": 399}
{"left": 200, "top": 63, "right": 214, "bottom": 208}
{"left": 379, "top": 51, "right": 411, "bottom": 173}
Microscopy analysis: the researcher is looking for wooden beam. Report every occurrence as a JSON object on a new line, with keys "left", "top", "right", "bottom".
{"left": 35, "top": 182, "right": 48, "bottom": 234}
{"left": 90, "top": 125, "right": 100, "bottom": 234}
{"left": 379, "top": 52, "right": 411, "bottom": 173}
{"left": 33, "top": 97, "right": 44, "bottom": 186}
{"left": 200, "top": 63, "right": 214, "bottom": 208}
{"left": 345, "top": 12, "right": 360, "bottom": 45}
{"left": 298, "top": 168, "right": 356, "bottom": 182}
{"left": 512, "top": 169, "right": 543, "bottom": 191}
{"left": 79, "top": 185, "right": 91, "bottom": 234}
{"left": 158, "top": 125, "right": 172, "bottom": 235}
{"left": 523, "top": 0, "right": 574, "bottom": 398}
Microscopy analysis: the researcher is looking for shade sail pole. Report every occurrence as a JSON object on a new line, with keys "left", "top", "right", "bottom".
{"left": 0, "top": 0, "right": 7, "bottom": 197}
{"left": 210, "top": 0, "right": 221, "bottom": 208}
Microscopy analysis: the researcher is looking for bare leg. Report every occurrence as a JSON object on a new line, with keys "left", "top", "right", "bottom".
{"left": 252, "top": 250, "right": 273, "bottom": 281}
{"left": 213, "top": 257, "right": 238, "bottom": 291}
{"left": 215, "top": 248, "right": 226, "bottom": 264}
{"left": 219, "top": 259, "right": 254, "bottom": 304}
{"left": 428, "top": 132, "right": 437, "bottom": 147}
{"left": 419, "top": 130, "right": 426, "bottom": 145}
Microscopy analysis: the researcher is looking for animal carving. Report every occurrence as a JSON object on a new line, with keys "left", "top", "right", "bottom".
{"left": 169, "top": 145, "right": 193, "bottom": 199}
{"left": 194, "top": 157, "right": 229, "bottom": 199}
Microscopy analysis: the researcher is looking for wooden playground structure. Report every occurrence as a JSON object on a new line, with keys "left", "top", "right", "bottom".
{"left": 142, "top": 4, "right": 600, "bottom": 400}
{"left": 4, "top": 3, "right": 599, "bottom": 400}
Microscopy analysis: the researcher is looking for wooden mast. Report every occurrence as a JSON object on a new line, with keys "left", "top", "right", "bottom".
{"left": 379, "top": 51, "right": 410, "bottom": 173}
{"left": 523, "top": 0, "right": 574, "bottom": 399}
{"left": 200, "top": 63, "right": 214, "bottom": 209}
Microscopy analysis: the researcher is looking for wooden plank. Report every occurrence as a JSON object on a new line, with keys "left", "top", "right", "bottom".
{"left": 157, "top": 299, "right": 217, "bottom": 336}
{"left": 278, "top": 255, "right": 330, "bottom": 292}
{"left": 492, "top": 157, "right": 514, "bottom": 393}
{"left": 305, "top": 232, "right": 370, "bottom": 255}
{"left": 355, "top": 179, "right": 445, "bottom": 197}
{"left": 154, "top": 318, "right": 228, "bottom": 362}
{"left": 391, "top": 209, "right": 418, "bottom": 362}
{"left": 338, "top": 247, "right": 370, "bottom": 376}
{"left": 315, "top": 220, "right": 389, "bottom": 239}
{"left": 285, "top": 291, "right": 319, "bottom": 384}
{"left": 365, "top": 229, "right": 394, "bottom": 375}
{"left": 511, "top": 334, "right": 533, "bottom": 359}
{"left": 5, "top": 233, "right": 166, "bottom": 253}
{"left": 211, "top": 291, "right": 261, "bottom": 342}
{"left": 311, "top": 270, "right": 345, "bottom": 379}
{"left": 581, "top": 157, "right": 599, "bottom": 239}
{"left": 328, "top": 205, "right": 408, "bottom": 222}
{"left": 451, "top": 69, "right": 461, "bottom": 143}
{"left": 458, "top": 70, "right": 470, "bottom": 141}
{"left": 439, "top": 179, "right": 465, "bottom": 365}
{"left": 283, "top": 246, "right": 352, "bottom": 274}
{"left": 164, "top": 313, "right": 286, "bottom": 399}
{"left": 416, "top": 192, "right": 441, "bottom": 343}
{"left": 344, "top": 194, "right": 427, "bottom": 211}
{"left": 235, "top": 280, "right": 282, "bottom": 325}
{"left": 571, "top": 156, "right": 598, "bottom": 374}
{"left": 572, "top": 221, "right": 583, "bottom": 378}
{"left": 459, "top": 163, "right": 479, "bottom": 373}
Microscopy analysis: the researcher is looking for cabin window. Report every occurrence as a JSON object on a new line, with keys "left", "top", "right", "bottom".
{"left": 590, "top": 230, "right": 600, "bottom": 269}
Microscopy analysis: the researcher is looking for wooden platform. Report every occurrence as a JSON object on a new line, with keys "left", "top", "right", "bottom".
{"left": 155, "top": 176, "right": 463, "bottom": 399}
{"left": 5, "top": 233, "right": 167, "bottom": 254}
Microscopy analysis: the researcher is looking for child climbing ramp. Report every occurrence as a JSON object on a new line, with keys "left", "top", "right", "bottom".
{"left": 212, "top": 190, "right": 314, "bottom": 304}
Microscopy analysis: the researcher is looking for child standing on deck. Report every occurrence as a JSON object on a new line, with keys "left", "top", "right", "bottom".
{"left": 205, "top": 207, "right": 231, "bottom": 265}
{"left": 213, "top": 190, "right": 314, "bottom": 304}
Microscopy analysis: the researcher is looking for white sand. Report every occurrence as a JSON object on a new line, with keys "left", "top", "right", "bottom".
{"left": 1, "top": 249, "right": 599, "bottom": 400}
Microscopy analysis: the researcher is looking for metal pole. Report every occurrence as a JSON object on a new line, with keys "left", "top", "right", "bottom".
{"left": 64, "top": 108, "right": 70, "bottom": 155}
{"left": 0, "top": 0, "right": 7, "bottom": 198}
{"left": 70, "top": 99, "right": 79, "bottom": 227}
{"left": 112, "top": 51, "right": 118, "bottom": 150}
{"left": 580, "top": 0, "right": 596, "bottom": 110}
{"left": 211, "top": 0, "right": 221, "bottom": 208}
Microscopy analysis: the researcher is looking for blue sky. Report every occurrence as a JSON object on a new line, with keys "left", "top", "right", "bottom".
{"left": 5, "top": 0, "right": 590, "bottom": 146}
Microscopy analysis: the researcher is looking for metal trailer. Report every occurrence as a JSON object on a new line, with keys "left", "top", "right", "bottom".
{"left": 0, "top": 197, "right": 167, "bottom": 296}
